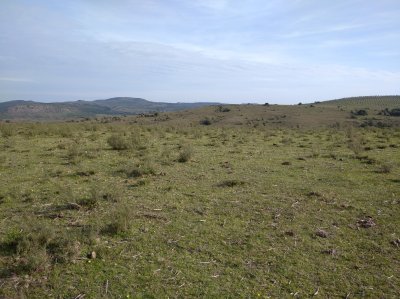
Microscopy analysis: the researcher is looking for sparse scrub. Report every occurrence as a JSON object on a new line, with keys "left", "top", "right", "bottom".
{"left": 102, "top": 204, "right": 133, "bottom": 236}
{"left": 347, "top": 128, "right": 365, "bottom": 156}
{"left": 351, "top": 109, "right": 368, "bottom": 116}
{"left": 65, "top": 142, "right": 84, "bottom": 164}
{"left": 57, "top": 126, "right": 74, "bottom": 138}
{"left": 200, "top": 117, "right": 212, "bottom": 125}
{"left": 160, "top": 147, "right": 173, "bottom": 164}
{"left": 216, "top": 105, "right": 231, "bottom": 113}
{"left": 0, "top": 101, "right": 400, "bottom": 298}
{"left": 107, "top": 134, "right": 130, "bottom": 150}
{"left": 0, "top": 124, "right": 16, "bottom": 138}
{"left": 217, "top": 179, "right": 245, "bottom": 187}
{"left": 1, "top": 221, "right": 80, "bottom": 275}
{"left": 375, "top": 163, "right": 394, "bottom": 174}
{"left": 78, "top": 187, "right": 103, "bottom": 209}
{"left": 177, "top": 144, "right": 193, "bottom": 162}
{"left": 124, "top": 160, "right": 155, "bottom": 177}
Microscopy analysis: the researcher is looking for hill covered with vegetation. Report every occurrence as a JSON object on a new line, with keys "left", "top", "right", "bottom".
{"left": 0, "top": 96, "right": 399, "bottom": 298}
{"left": 0, "top": 97, "right": 219, "bottom": 120}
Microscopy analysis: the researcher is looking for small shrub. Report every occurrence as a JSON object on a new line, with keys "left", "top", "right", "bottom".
{"left": 102, "top": 188, "right": 122, "bottom": 202}
{"left": 381, "top": 108, "right": 400, "bottom": 116}
{"left": 0, "top": 124, "right": 15, "bottom": 138}
{"left": 66, "top": 144, "right": 83, "bottom": 164}
{"left": 124, "top": 160, "right": 155, "bottom": 178}
{"left": 128, "top": 132, "right": 146, "bottom": 150}
{"left": 347, "top": 130, "right": 364, "bottom": 156}
{"left": 375, "top": 163, "right": 393, "bottom": 174}
{"left": 102, "top": 204, "right": 133, "bottom": 236}
{"left": 1, "top": 223, "right": 80, "bottom": 274}
{"left": 78, "top": 197, "right": 98, "bottom": 209}
{"left": 78, "top": 188, "right": 101, "bottom": 209}
{"left": 217, "top": 180, "right": 245, "bottom": 187}
{"left": 107, "top": 134, "right": 129, "bottom": 150}
{"left": 160, "top": 147, "right": 172, "bottom": 164}
{"left": 216, "top": 106, "right": 230, "bottom": 113}
{"left": 351, "top": 109, "right": 368, "bottom": 116}
{"left": 177, "top": 145, "right": 193, "bottom": 163}
{"left": 200, "top": 118, "right": 212, "bottom": 126}
{"left": 57, "top": 126, "right": 74, "bottom": 138}
{"left": 76, "top": 169, "right": 95, "bottom": 176}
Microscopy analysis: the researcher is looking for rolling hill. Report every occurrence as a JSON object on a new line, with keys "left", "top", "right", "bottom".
{"left": 0, "top": 97, "right": 219, "bottom": 120}
{"left": 130, "top": 96, "right": 400, "bottom": 129}
{"left": 313, "top": 95, "right": 400, "bottom": 110}
{"left": 1, "top": 96, "right": 399, "bottom": 125}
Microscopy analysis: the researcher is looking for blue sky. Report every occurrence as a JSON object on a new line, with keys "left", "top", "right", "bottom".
{"left": 0, "top": 0, "right": 399, "bottom": 103}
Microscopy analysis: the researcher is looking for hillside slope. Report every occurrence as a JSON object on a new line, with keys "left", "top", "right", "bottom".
{"left": 314, "top": 95, "right": 400, "bottom": 110}
{"left": 131, "top": 96, "right": 400, "bottom": 129}
{"left": 0, "top": 98, "right": 218, "bottom": 120}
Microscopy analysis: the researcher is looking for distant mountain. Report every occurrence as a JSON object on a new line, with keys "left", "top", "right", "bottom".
{"left": 0, "top": 97, "right": 220, "bottom": 120}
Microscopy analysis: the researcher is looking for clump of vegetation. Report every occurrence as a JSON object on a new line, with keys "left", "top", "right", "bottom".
{"left": 107, "top": 134, "right": 130, "bottom": 150}
{"left": 380, "top": 108, "right": 400, "bottom": 116}
{"left": 200, "top": 118, "right": 212, "bottom": 125}
{"left": 216, "top": 106, "right": 231, "bottom": 113}
{"left": 351, "top": 109, "right": 368, "bottom": 116}
{"left": 0, "top": 124, "right": 15, "bottom": 138}
{"left": 78, "top": 195, "right": 98, "bottom": 209}
{"left": 101, "top": 187, "right": 123, "bottom": 203}
{"left": 375, "top": 162, "right": 394, "bottom": 174}
{"left": 346, "top": 127, "right": 365, "bottom": 155}
{"left": 177, "top": 145, "right": 193, "bottom": 162}
{"left": 102, "top": 204, "right": 133, "bottom": 236}
{"left": 124, "top": 160, "right": 155, "bottom": 177}
{"left": 217, "top": 179, "right": 245, "bottom": 187}
{"left": 65, "top": 142, "right": 84, "bottom": 164}
{"left": 0, "top": 222, "right": 80, "bottom": 275}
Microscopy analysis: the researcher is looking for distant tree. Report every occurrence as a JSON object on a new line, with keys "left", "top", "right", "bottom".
{"left": 351, "top": 109, "right": 368, "bottom": 116}
{"left": 200, "top": 118, "right": 212, "bottom": 125}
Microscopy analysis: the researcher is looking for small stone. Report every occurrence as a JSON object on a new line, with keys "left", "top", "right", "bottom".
{"left": 357, "top": 217, "right": 376, "bottom": 228}
{"left": 316, "top": 229, "right": 328, "bottom": 238}
{"left": 88, "top": 251, "right": 96, "bottom": 259}
{"left": 391, "top": 239, "right": 400, "bottom": 247}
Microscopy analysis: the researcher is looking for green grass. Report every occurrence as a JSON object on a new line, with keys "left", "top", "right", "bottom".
{"left": 0, "top": 117, "right": 399, "bottom": 298}
{"left": 315, "top": 95, "right": 400, "bottom": 111}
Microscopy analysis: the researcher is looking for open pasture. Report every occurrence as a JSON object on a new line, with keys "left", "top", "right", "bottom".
{"left": 0, "top": 116, "right": 399, "bottom": 298}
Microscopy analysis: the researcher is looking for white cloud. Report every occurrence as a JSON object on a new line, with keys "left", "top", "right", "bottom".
{"left": 193, "top": 0, "right": 230, "bottom": 10}
{"left": 0, "top": 77, "right": 33, "bottom": 82}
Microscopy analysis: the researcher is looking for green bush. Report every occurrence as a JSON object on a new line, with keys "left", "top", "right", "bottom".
{"left": 102, "top": 204, "right": 133, "bottom": 236}
{"left": 200, "top": 118, "right": 212, "bottom": 126}
{"left": 177, "top": 145, "right": 193, "bottom": 163}
{"left": 107, "top": 134, "right": 129, "bottom": 150}
{"left": 78, "top": 187, "right": 101, "bottom": 209}
{"left": 1, "top": 223, "right": 80, "bottom": 274}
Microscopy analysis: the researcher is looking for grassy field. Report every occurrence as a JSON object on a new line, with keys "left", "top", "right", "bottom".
{"left": 0, "top": 103, "right": 400, "bottom": 298}
{"left": 315, "top": 96, "right": 400, "bottom": 110}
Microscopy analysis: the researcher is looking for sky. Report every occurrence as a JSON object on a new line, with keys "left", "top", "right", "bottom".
{"left": 0, "top": 0, "right": 399, "bottom": 104}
